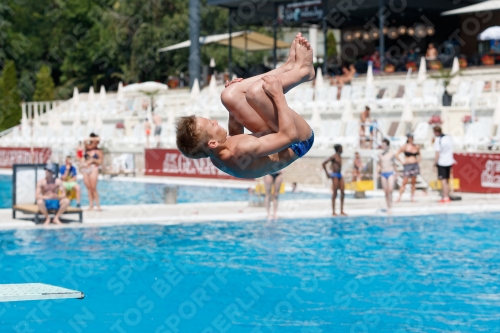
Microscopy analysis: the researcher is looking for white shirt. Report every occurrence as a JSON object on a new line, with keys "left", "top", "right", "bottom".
{"left": 434, "top": 135, "right": 454, "bottom": 166}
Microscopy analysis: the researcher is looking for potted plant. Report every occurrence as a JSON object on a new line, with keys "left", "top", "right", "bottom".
{"left": 428, "top": 115, "right": 442, "bottom": 126}
{"left": 482, "top": 54, "right": 495, "bottom": 66}
{"left": 384, "top": 64, "right": 395, "bottom": 73}
{"left": 429, "top": 60, "right": 443, "bottom": 70}
{"left": 430, "top": 68, "right": 461, "bottom": 106}
{"left": 459, "top": 57, "right": 467, "bottom": 68}
{"left": 462, "top": 114, "right": 473, "bottom": 133}
{"left": 406, "top": 61, "right": 417, "bottom": 71}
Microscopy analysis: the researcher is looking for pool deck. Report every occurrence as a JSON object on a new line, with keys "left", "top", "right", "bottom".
{"left": 1, "top": 190, "right": 499, "bottom": 230}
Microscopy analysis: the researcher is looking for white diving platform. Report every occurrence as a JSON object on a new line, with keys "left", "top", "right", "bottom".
{"left": 0, "top": 283, "right": 85, "bottom": 302}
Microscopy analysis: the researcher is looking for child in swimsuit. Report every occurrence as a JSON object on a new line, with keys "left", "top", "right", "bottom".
{"left": 322, "top": 144, "right": 347, "bottom": 216}
{"left": 378, "top": 138, "right": 397, "bottom": 213}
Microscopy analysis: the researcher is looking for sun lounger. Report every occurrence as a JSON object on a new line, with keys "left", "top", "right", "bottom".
{"left": 13, "top": 204, "right": 83, "bottom": 224}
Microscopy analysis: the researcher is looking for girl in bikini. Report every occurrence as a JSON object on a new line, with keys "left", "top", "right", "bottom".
{"left": 82, "top": 133, "right": 103, "bottom": 211}
{"left": 396, "top": 134, "right": 421, "bottom": 202}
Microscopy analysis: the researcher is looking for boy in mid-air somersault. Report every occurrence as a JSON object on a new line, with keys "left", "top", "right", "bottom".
{"left": 176, "top": 33, "right": 315, "bottom": 179}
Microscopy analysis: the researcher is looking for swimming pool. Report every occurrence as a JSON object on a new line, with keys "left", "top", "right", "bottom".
{"left": 0, "top": 175, "right": 330, "bottom": 208}
{"left": 2, "top": 213, "right": 500, "bottom": 332}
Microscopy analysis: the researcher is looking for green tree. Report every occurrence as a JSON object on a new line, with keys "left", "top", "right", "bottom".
{"left": 0, "top": 60, "right": 21, "bottom": 131}
{"left": 33, "top": 65, "right": 55, "bottom": 101}
{"left": 326, "top": 31, "right": 338, "bottom": 59}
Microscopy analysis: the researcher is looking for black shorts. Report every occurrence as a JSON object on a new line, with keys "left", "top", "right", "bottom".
{"left": 437, "top": 165, "right": 452, "bottom": 180}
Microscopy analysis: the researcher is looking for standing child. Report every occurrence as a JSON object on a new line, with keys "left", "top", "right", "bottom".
{"left": 322, "top": 144, "right": 347, "bottom": 216}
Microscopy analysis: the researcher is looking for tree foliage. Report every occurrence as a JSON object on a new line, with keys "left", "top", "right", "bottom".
{"left": 33, "top": 65, "right": 55, "bottom": 101}
{"left": 0, "top": 0, "right": 270, "bottom": 106}
{"left": 0, "top": 60, "right": 21, "bottom": 131}
{"left": 326, "top": 31, "right": 338, "bottom": 59}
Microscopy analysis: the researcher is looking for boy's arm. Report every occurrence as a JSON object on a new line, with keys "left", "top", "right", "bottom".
{"left": 36, "top": 180, "right": 43, "bottom": 200}
{"left": 235, "top": 76, "right": 298, "bottom": 158}
{"left": 228, "top": 114, "right": 244, "bottom": 136}
{"left": 322, "top": 155, "right": 334, "bottom": 177}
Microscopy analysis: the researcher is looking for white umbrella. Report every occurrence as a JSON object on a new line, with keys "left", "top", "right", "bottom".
{"left": 209, "top": 58, "right": 216, "bottom": 68}
{"left": 122, "top": 81, "right": 168, "bottom": 94}
{"left": 190, "top": 78, "right": 200, "bottom": 99}
{"left": 116, "top": 82, "right": 124, "bottom": 113}
{"left": 99, "top": 85, "right": 106, "bottom": 103}
{"left": 442, "top": 1, "right": 500, "bottom": 16}
{"left": 315, "top": 67, "right": 324, "bottom": 90}
{"left": 88, "top": 86, "right": 95, "bottom": 110}
{"left": 341, "top": 100, "right": 353, "bottom": 122}
{"left": 33, "top": 103, "right": 40, "bottom": 129}
{"left": 493, "top": 94, "right": 500, "bottom": 126}
{"left": 72, "top": 87, "right": 80, "bottom": 119}
{"left": 450, "top": 56, "right": 460, "bottom": 75}
{"left": 417, "top": 57, "right": 427, "bottom": 84}
{"left": 209, "top": 74, "right": 218, "bottom": 95}
{"left": 96, "top": 86, "right": 106, "bottom": 118}
{"left": 310, "top": 100, "right": 322, "bottom": 134}
{"left": 401, "top": 99, "right": 414, "bottom": 122}
{"left": 478, "top": 26, "right": 500, "bottom": 40}
{"left": 366, "top": 63, "right": 374, "bottom": 86}
{"left": 447, "top": 57, "right": 461, "bottom": 95}
{"left": 72, "top": 87, "right": 79, "bottom": 105}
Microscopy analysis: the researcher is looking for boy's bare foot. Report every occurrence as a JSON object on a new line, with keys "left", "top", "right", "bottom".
{"left": 294, "top": 36, "right": 315, "bottom": 82}
{"left": 87, "top": 207, "right": 94, "bottom": 211}
{"left": 282, "top": 33, "right": 300, "bottom": 72}
{"left": 52, "top": 217, "right": 63, "bottom": 225}
{"left": 332, "top": 213, "right": 338, "bottom": 217}
{"left": 340, "top": 212, "right": 348, "bottom": 216}
{"left": 43, "top": 216, "right": 51, "bottom": 225}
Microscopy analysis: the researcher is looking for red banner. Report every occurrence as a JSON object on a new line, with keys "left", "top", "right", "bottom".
{"left": 454, "top": 152, "right": 500, "bottom": 193}
{"left": 0, "top": 147, "right": 52, "bottom": 168}
{"left": 145, "top": 148, "right": 240, "bottom": 180}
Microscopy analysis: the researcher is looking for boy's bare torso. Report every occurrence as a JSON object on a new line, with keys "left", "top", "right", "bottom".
{"left": 211, "top": 132, "right": 296, "bottom": 179}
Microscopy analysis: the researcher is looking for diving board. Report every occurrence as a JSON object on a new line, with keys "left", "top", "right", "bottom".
{"left": 0, "top": 283, "right": 85, "bottom": 302}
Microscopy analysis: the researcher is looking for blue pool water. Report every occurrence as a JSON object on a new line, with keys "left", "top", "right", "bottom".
{"left": 1, "top": 213, "right": 500, "bottom": 332}
{"left": 0, "top": 175, "right": 329, "bottom": 208}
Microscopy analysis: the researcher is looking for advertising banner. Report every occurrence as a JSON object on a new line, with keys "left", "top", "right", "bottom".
{"left": 453, "top": 152, "right": 500, "bottom": 193}
{"left": 277, "top": 0, "right": 324, "bottom": 25}
{"left": 0, "top": 148, "right": 51, "bottom": 168}
{"left": 145, "top": 149, "right": 240, "bottom": 180}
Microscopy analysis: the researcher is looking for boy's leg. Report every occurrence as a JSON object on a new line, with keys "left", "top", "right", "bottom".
{"left": 222, "top": 34, "right": 314, "bottom": 137}
{"left": 245, "top": 36, "right": 314, "bottom": 141}
{"left": 332, "top": 179, "right": 338, "bottom": 216}
{"left": 340, "top": 178, "right": 346, "bottom": 215}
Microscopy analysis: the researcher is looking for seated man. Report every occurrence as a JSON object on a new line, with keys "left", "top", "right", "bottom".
{"left": 60, "top": 155, "right": 81, "bottom": 207}
{"left": 36, "top": 163, "right": 70, "bottom": 225}
{"left": 176, "top": 33, "right": 315, "bottom": 179}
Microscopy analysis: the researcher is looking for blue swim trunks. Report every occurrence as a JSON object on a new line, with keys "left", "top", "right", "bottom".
{"left": 330, "top": 172, "right": 342, "bottom": 179}
{"left": 289, "top": 130, "right": 314, "bottom": 158}
{"left": 45, "top": 199, "right": 60, "bottom": 211}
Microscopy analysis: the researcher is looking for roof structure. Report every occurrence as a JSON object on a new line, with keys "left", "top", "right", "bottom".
{"left": 158, "top": 31, "right": 290, "bottom": 53}
{"left": 208, "top": 0, "right": 486, "bottom": 27}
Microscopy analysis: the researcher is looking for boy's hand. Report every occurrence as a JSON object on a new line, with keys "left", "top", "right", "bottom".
{"left": 225, "top": 78, "right": 243, "bottom": 88}
{"left": 261, "top": 76, "right": 283, "bottom": 99}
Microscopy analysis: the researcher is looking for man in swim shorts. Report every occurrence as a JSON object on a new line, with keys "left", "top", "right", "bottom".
{"left": 176, "top": 33, "right": 315, "bottom": 179}
{"left": 378, "top": 139, "right": 396, "bottom": 214}
{"left": 322, "top": 144, "right": 346, "bottom": 216}
{"left": 59, "top": 155, "right": 81, "bottom": 207}
{"left": 36, "top": 163, "right": 70, "bottom": 225}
